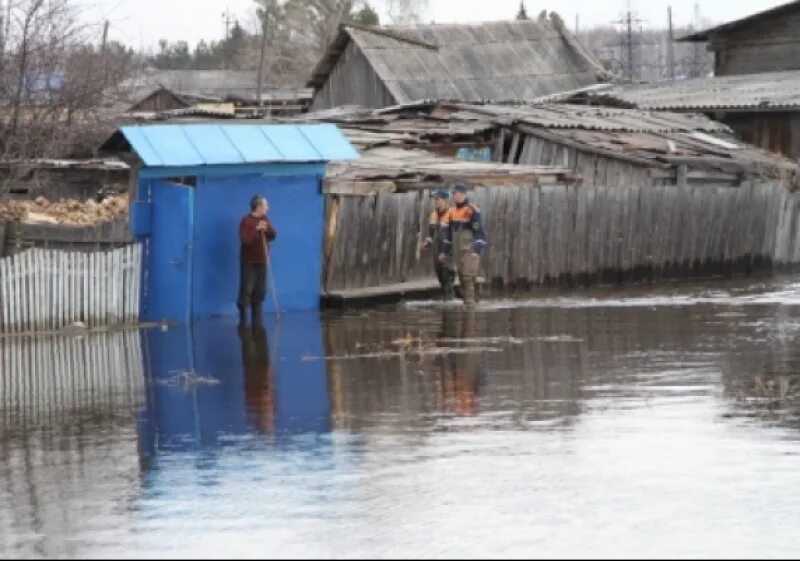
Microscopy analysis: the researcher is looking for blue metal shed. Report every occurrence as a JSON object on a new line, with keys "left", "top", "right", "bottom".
{"left": 105, "top": 123, "right": 358, "bottom": 323}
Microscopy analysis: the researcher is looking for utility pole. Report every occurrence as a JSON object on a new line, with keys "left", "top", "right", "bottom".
{"left": 101, "top": 19, "right": 109, "bottom": 53}
{"left": 4, "top": 0, "right": 10, "bottom": 56}
{"left": 100, "top": 19, "right": 109, "bottom": 84}
{"left": 575, "top": 14, "right": 579, "bottom": 35}
{"left": 221, "top": 8, "right": 233, "bottom": 70}
{"left": 256, "top": 11, "right": 269, "bottom": 106}
{"left": 626, "top": 12, "right": 633, "bottom": 81}
{"left": 667, "top": 6, "right": 675, "bottom": 80}
{"left": 0, "top": 0, "right": 5, "bottom": 76}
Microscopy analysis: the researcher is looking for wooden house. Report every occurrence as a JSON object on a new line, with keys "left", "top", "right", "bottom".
{"left": 307, "top": 14, "right": 610, "bottom": 111}
{"left": 680, "top": 1, "right": 800, "bottom": 76}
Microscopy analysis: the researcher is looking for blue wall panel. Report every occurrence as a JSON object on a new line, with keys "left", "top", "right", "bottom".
{"left": 192, "top": 171, "right": 324, "bottom": 318}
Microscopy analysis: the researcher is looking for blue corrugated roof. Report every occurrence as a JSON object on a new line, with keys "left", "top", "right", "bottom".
{"left": 119, "top": 123, "right": 359, "bottom": 168}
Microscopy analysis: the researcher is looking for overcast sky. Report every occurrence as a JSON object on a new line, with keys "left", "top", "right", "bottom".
{"left": 79, "top": 0, "right": 784, "bottom": 50}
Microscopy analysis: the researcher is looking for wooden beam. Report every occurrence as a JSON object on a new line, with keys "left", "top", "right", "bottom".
{"left": 323, "top": 197, "right": 340, "bottom": 289}
{"left": 323, "top": 180, "right": 396, "bottom": 196}
{"left": 507, "top": 133, "right": 521, "bottom": 164}
{"left": 677, "top": 164, "right": 688, "bottom": 187}
{"left": 662, "top": 155, "right": 745, "bottom": 174}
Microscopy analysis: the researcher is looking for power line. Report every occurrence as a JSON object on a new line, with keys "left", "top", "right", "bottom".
{"left": 611, "top": 9, "right": 646, "bottom": 81}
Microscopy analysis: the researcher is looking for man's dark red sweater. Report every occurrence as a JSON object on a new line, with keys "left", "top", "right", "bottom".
{"left": 240, "top": 214, "right": 277, "bottom": 264}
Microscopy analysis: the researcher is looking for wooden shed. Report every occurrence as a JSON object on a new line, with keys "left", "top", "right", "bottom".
{"left": 298, "top": 102, "right": 799, "bottom": 188}
{"left": 680, "top": 1, "right": 800, "bottom": 76}
{"left": 127, "top": 86, "right": 196, "bottom": 113}
{"left": 307, "top": 14, "right": 610, "bottom": 111}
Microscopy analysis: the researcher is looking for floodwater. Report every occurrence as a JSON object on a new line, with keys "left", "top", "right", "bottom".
{"left": 3, "top": 277, "right": 800, "bottom": 559}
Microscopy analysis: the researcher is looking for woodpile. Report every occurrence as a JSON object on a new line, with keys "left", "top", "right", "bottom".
{"left": 0, "top": 194, "right": 128, "bottom": 225}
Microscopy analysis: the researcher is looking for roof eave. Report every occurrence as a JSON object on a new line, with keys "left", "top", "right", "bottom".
{"left": 307, "top": 26, "right": 354, "bottom": 90}
{"left": 676, "top": 32, "right": 709, "bottom": 42}
{"left": 307, "top": 23, "right": 438, "bottom": 91}
{"left": 677, "top": 0, "right": 800, "bottom": 42}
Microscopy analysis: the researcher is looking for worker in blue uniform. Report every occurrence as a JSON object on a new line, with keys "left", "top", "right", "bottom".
{"left": 440, "top": 183, "right": 486, "bottom": 306}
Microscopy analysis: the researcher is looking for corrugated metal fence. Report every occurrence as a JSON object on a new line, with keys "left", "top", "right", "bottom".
{"left": 0, "top": 244, "right": 142, "bottom": 332}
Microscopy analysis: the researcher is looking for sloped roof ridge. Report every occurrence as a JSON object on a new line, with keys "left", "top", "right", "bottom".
{"left": 342, "top": 22, "right": 439, "bottom": 50}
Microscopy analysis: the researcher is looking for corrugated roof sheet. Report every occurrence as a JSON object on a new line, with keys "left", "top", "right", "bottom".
{"left": 308, "top": 16, "right": 612, "bottom": 103}
{"left": 570, "top": 71, "right": 800, "bottom": 111}
{"left": 119, "top": 123, "right": 359, "bottom": 167}
{"left": 444, "top": 102, "right": 732, "bottom": 133}
{"left": 286, "top": 101, "right": 795, "bottom": 178}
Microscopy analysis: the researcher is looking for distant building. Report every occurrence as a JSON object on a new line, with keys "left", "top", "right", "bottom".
{"left": 307, "top": 16, "right": 611, "bottom": 111}
{"left": 680, "top": 1, "right": 800, "bottom": 76}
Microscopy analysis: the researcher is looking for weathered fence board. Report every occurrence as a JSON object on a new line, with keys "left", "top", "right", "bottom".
{"left": 0, "top": 244, "right": 141, "bottom": 332}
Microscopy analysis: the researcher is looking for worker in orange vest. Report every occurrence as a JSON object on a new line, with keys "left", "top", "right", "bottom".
{"left": 422, "top": 188, "right": 456, "bottom": 300}
{"left": 440, "top": 183, "right": 486, "bottom": 306}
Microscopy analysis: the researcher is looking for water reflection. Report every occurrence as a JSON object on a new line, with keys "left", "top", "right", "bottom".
{"left": 138, "top": 313, "right": 332, "bottom": 468}
{"left": 240, "top": 324, "right": 275, "bottom": 435}
{"left": 433, "top": 311, "right": 486, "bottom": 416}
{"left": 4, "top": 278, "right": 800, "bottom": 557}
{"left": 0, "top": 331, "right": 144, "bottom": 559}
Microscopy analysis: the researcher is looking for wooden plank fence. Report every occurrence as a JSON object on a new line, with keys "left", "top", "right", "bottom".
{"left": 0, "top": 244, "right": 141, "bottom": 332}
{"left": 325, "top": 181, "right": 800, "bottom": 294}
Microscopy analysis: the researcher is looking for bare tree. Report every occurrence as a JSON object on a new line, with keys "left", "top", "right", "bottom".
{"left": 0, "top": 0, "right": 138, "bottom": 198}
{"left": 244, "top": 0, "right": 383, "bottom": 86}
{"left": 384, "top": 0, "right": 429, "bottom": 25}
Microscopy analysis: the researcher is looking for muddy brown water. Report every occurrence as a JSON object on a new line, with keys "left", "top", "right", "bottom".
{"left": 2, "top": 276, "right": 800, "bottom": 558}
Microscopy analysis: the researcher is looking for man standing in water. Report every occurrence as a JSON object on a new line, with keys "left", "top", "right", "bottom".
{"left": 441, "top": 183, "right": 486, "bottom": 307}
{"left": 238, "top": 196, "right": 277, "bottom": 326}
{"left": 422, "top": 188, "right": 456, "bottom": 300}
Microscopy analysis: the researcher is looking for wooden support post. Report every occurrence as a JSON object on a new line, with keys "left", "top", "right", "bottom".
{"left": 677, "top": 164, "right": 688, "bottom": 187}
{"left": 494, "top": 129, "right": 507, "bottom": 162}
{"left": 507, "top": 133, "right": 521, "bottom": 164}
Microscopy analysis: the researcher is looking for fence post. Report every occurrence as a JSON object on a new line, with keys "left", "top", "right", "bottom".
{"left": 0, "top": 220, "right": 6, "bottom": 258}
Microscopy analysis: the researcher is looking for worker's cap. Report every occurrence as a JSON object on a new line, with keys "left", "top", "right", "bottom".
{"left": 432, "top": 188, "right": 450, "bottom": 200}
{"left": 451, "top": 183, "right": 469, "bottom": 194}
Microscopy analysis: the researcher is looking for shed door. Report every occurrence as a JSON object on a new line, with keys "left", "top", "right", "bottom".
{"left": 146, "top": 181, "right": 194, "bottom": 323}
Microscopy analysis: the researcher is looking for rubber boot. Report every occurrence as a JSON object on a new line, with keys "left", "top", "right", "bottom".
{"left": 445, "top": 271, "right": 457, "bottom": 301}
{"left": 461, "top": 277, "right": 476, "bottom": 307}
{"left": 251, "top": 303, "right": 263, "bottom": 327}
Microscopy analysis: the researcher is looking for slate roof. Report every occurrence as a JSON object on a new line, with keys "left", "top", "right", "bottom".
{"left": 308, "top": 15, "right": 611, "bottom": 103}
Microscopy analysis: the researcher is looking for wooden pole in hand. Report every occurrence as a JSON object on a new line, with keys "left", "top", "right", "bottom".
{"left": 263, "top": 232, "right": 280, "bottom": 320}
